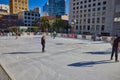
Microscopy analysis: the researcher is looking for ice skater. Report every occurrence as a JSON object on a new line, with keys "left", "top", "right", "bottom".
{"left": 41, "top": 35, "right": 46, "bottom": 52}
{"left": 110, "top": 36, "right": 120, "bottom": 62}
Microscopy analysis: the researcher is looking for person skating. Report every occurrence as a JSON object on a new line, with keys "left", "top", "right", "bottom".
{"left": 110, "top": 36, "right": 120, "bottom": 62}
{"left": 41, "top": 35, "right": 46, "bottom": 52}
{"left": 53, "top": 31, "right": 56, "bottom": 39}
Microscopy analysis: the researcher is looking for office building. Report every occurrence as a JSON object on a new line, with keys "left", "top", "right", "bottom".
{"left": 69, "top": 0, "right": 120, "bottom": 36}
{"left": 43, "top": 0, "right": 65, "bottom": 16}
{"left": 18, "top": 11, "right": 40, "bottom": 26}
{"left": 10, "top": 0, "right": 28, "bottom": 14}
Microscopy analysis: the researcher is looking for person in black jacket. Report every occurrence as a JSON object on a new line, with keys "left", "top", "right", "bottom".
{"left": 110, "top": 36, "right": 120, "bottom": 62}
{"left": 41, "top": 35, "right": 46, "bottom": 52}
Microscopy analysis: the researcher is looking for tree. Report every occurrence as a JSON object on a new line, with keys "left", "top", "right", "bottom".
{"left": 52, "top": 18, "right": 70, "bottom": 33}
{"left": 40, "top": 17, "right": 49, "bottom": 32}
{"left": 52, "top": 18, "right": 64, "bottom": 32}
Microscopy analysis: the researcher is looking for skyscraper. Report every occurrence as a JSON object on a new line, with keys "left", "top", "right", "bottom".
{"left": 43, "top": 0, "right": 65, "bottom": 16}
{"left": 9, "top": 0, "right": 28, "bottom": 14}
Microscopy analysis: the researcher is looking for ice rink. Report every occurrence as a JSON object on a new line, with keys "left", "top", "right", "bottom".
{"left": 0, "top": 35, "right": 120, "bottom": 80}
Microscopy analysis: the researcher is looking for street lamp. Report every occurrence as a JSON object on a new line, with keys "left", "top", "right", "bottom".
{"left": 71, "top": 19, "right": 76, "bottom": 33}
{"left": 37, "top": 21, "right": 41, "bottom": 32}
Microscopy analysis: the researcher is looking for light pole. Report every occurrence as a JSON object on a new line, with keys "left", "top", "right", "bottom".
{"left": 71, "top": 19, "right": 76, "bottom": 34}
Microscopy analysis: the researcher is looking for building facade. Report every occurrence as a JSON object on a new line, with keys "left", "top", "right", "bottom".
{"left": 43, "top": 0, "right": 65, "bottom": 16}
{"left": 10, "top": 0, "right": 28, "bottom": 14}
{"left": 43, "top": 2, "right": 49, "bottom": 16}
{"left": 18, "top": 11, "right": 40, "bottom": 26}
{"left": 0, "top": 14, "right": 18, "bottom": 30}
{"left": 0, "top": 4, "right": 9, "bottom": 13}
{"left": 69, "top": 0, "right": 120, "bottom": 36}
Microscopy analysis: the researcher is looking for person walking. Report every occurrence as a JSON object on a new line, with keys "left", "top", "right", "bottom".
{"left": 41, "top": 35, "right": 46, "bottom": 52}
{"left": 15, "top": 32, "right": 18, "bottom": 39}
{"left": 53, "top": 31, "right": 56, "bottom": 39}
{"left": 110, "top": 36, "right": 120, "bottom": 62}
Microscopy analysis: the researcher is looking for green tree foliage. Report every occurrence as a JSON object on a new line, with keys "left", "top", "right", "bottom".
{"left": 52, "top": 18, "right": 70, "bottom": 33}
{"left": 40, "top": 17, "right": 49, "bottom": 32}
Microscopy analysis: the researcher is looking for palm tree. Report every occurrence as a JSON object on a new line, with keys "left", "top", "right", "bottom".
{"left": 40, "top": 17, "right": 49, "bottom": 32}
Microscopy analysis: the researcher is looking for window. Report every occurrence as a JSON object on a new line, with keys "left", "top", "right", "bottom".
{"left": 97, "top": 18, "right": 100, "bottom": 23}
{"left": 77, "top": 7, "right": 79, "bottom": 9}
{"left": 83, "top": 25, "right": 86, "bottom": 30}
{"left": 76, "top": 25, "right": 78, "bottom": 30}
{"left": 103, "top": 7, "right": 106, "bottom": 10}
{"left": 101, "top": 25, "right": 105, "bottom": 31}
{"left": 103, "top": 1, "right": 107, "bottom": 5}
{"left": 97, "top": 7, "right": 100, "bottom": 11}
{"left": 73, "top": 3, "right": 75, "bottom": 6}
{"left": 89, "top": 0, "right": 91, "bottom": 2}
{"left": 84, "top": 19, "right": 86, "bottom": 24}
{"left": 80, "top": 1, "right": 83, "bottom": 4}
{"left": 80, "top": 26, "right": 82, "bottom": 30}
{"left": 102, "top": 17, "right": 105, "bottom": 23}
{"left": 84, "top": 14, "right": 87, "bottom": 17}
{"left": 88, "top": 19, "right": 90, "bottom": 23}
{"left": 91, "top": 25, "right": 95, "bottom": 31}
{"left": 80, "top": 6, "right": 83, "bottom": 8}
{"left": 88, "top": 4, "right": 91, "bottom": 7}
{"left": 98, "top": 2, "right": 101, "bottom": 6}
{"left": 88, "top": 9, "right": 91, "bottom": 12}
{"left": 87, "top": 26, "right": 90, "bottom": 30}
{"left": 102, "top": 12, "right": 106, "bottom": 16}
{"left": 80, "top": 19, "right": 82, "bottom": 24}
{"left": 84, "top": 0, "right": 87, "bottom": 3}
{"left": 92, "top": 8, "right": 96, "bottom": 11}
{"left": 96, "top": 25, "right": 100, "bottom": 31}
{"left": 93, "top": 3, "right": 96, "bottom": 7}
{"left": 73, "top": 7, "right": 75, "bottom": 10}
{"left": 84, "top": 5, "right": 87, "bottom": 8}
{"left": 92, "top": 18, "right": 95, "bottom": 23}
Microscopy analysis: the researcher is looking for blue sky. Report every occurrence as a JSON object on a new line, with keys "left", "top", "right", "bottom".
{"left": 0, "top": 0, "right": 69, "bottom": 15}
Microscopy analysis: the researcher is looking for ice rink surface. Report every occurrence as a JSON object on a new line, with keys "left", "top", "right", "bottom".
{"left": 0, "top": 36, "right": 120, "bottom": 80}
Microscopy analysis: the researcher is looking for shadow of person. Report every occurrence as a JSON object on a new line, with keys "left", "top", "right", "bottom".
{"left": 68, "top": 60, "right": 114, "bottom": 67}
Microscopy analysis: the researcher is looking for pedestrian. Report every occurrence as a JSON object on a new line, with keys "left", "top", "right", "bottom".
{"left": 41, "top": 35, "right": 46, "bottom": 52}
{"left": 110, "top": 36, "right": 120, "bottom": 62}
{"left": 15, "top": 32, "right": 18, "bottom": 39}
{"left": 53, "top": 31, "right": 56, "bottom": 39}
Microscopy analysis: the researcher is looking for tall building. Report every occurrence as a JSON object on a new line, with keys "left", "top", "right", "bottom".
{"left": 43, "top": 2, "right": 49, "bottom": 16}
{"left": 0, "top": 4, "right": 9, "bottom": 13}
{"left": 69, "top": 0, "right": 120, "bottom": 36}
{"left": 43, "top": 0, "right": 65, "bottom": 16}
{"left": 9, "top": 0, "right": 28, "bottom": 14}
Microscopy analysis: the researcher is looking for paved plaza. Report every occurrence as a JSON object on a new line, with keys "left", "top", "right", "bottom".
{"left": 0, "top": 35, "right": 120, "bottom": 80}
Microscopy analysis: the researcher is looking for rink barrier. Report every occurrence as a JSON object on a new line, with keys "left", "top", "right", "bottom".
{"left": 17, "top": 32, "right": 112, "bottom": 42}
{"left": 0, "top": 64, "right": 12, "bottom": 80}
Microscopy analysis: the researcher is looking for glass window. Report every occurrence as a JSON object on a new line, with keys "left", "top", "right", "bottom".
{"left": 87, "top": 26, "right": 90, "bottom": 30}
{"left": 103, "top": 1, "right": 107, "bottom": 5}
{"left": 102, "top": 17, "right": 105, "bottom": 23}
{"left": 101, "top": 25, "right": 105, "bottom": 31}
{"left": 98, "top": 2, "right": 101, "bottom": 6}
{"left": 97, "top": 18, "right": 100, "bottom": 23}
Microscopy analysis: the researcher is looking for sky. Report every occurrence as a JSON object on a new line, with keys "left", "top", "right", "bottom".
{"left": 0, "top": 0, "right": 69, "bottom": 15}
